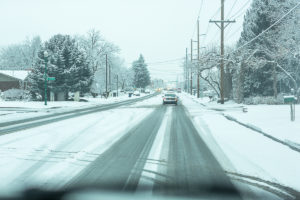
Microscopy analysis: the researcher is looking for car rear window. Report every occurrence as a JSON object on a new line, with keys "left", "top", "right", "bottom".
{"left": 165, "top": 94, "right": 176, "bottom": 97}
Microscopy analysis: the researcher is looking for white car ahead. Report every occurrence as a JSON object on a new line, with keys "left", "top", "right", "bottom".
{"left": 163, "top": 93, "right": 178, "bottom": 105}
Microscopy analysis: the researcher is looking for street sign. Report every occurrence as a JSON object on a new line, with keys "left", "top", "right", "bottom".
{"left": 284, "top": 95, "right": 297, "bottom": 121}
{"left": 47, "top": 77, "right": 56, "bottom": 81}
{"left": 284, "top": 96, "right": 297, "bottom": 104}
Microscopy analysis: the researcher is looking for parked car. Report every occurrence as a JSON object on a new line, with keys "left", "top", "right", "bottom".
{"left": 162, "top": 93, "right": 178, "bottom": 105}
{"left": 133, "top": 91, "right": 140, "bottom": 96}
{"left": 145, "top": 89, "right": 151, "bottom": 94}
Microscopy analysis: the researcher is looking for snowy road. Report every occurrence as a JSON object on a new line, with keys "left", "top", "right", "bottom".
{"left": 67, "top": 104, "right": 237, "bottom": 197}
{"left": 0, "top": 93, "right": 156, "bottom": 135}
{"left": 0, "top": 94, "right": 294, "bottom": 199}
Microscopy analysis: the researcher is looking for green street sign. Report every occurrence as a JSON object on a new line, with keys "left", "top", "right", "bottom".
{"left": 284, "top": 96, "right": 297, "bottom": 104}
{"left": 48, "top": 77, "right": 56, "bottom": 81}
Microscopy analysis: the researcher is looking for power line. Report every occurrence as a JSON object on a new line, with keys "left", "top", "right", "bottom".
{"left": 148, "top": 63, "right": 182, "bottom": 67}
{"left": 125, "top": 57, "right": 183, "bottom": 66}
{"left": 209, "top": 0, "right": 228, "bottom": 19}
{"left": 202, "top": 0, "right": 227, "bottom": 46}
{"left": 207, "top": 28, "right": 221, "bottom": 45}
{"left": 226, "top": 24, "right": 243, "bottom": 41}
{"left": 205, "top": 0, "right": 249, "bottom": 47}
{"left": 191, "top": 0, "right": 204, "bottom": 39}
{"left": 229, "top": 0, "right": 251, "bottom": 19}
{"left": 150, "top": 70, "right": 183, "bottom": 74}
{"left": 197, "top": 0, "right": 204, "bottom": 19}
{"left": 224, "top": 1, "right": 251, "bottom": 41}
{"left": 146, "top": 58, "right": 183, "bottom": 65}
{"left": 202, "top": 23, "right": 213, "bottom": 46}
{"left": 226, "top": 0, "right": 238, "bottom": 19}
{"left": 234, "top": 1, "right": 300, "bottom": 54}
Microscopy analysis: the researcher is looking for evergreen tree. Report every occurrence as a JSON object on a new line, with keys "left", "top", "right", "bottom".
{"left": 28, "top": 34, "right": 92, "bottom": 100}
{"left": 132, "top": 55, "right": 151, "bottom": 88}
{"left": 236, "top": 0, "right": 299, "bottom": 98}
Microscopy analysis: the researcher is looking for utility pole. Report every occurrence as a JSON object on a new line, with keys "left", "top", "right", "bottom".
{"left": 116, "top": 75, "right": 119, "bottom": 97}
{"left": 109, "top": 64, "right": 111, "bottom": 93}
{"left": 44, "top": 51, "right": 48, "bottom": 106}
{"left": 185, "top": 48, "right": 188, "bottom": 92}
{"left": 105, "top": 54, "right": 108, "bottom": 98}
{"left": 209, "top": 0, "right": 235, "bottom": 104}
{"left": 197, "top": 19, "right": 200, "bottom": 98}
{"left": 190, "top": 39, "right": 193, "bottom": 95}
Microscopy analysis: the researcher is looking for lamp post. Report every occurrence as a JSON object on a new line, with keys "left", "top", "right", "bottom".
{"left": 44, "top": 51, "right": 48, "bottom": 106}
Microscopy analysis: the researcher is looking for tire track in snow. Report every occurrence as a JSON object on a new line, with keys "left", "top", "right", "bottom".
{"left": 66, "top": 105, "right": 166, "bottom": 190}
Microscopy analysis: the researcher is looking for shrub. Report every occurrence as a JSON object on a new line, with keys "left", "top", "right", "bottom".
{"left": 244, "top": 94, "right": 285, "bottom": 105}
{"left": 2, "top": 89, "right": 31, "bottom": 101}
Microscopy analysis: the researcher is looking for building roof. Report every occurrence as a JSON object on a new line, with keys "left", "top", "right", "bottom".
{"left": 0, "top": 70, "right": 29, "bottom": 81}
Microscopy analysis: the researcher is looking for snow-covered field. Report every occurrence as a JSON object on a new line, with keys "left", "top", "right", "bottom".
{"left": 0, "top": 96, "right": 162, "bottom": 194}
{"left": 181, "top": 93, "right": 300, "bottom": 192}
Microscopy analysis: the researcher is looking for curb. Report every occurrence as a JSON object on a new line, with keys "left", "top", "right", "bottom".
{"left": 222, "top": 113, "right": 300, "bottom": 153}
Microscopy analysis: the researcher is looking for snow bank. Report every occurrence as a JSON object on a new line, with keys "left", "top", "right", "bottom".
{"left": 224, "top": 105, "right": 300, "bottom": 145}
{"left": 183, "top": 93, "right": 300, "bottom": 149}
{"left": 180, "top": 93, "right": 300, "bottom": 192}
{"left": 0, "top": 93, "right": 150, "bottom": 124}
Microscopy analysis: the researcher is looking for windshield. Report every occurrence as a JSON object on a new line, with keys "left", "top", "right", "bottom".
{"left": 165, "top": 94, "right": 176, "bottom": 97}
{"left": 0, "top": 0, "right": 299, "bottom": 200}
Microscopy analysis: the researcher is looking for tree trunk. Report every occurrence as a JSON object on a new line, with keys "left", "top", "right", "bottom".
{"left": 224, "top": 72, "right": 232, "bottom": 99}
{"left": 273, "top": 64, "right": 277, "bottom": 99}
{"left": 238, "top": 62, "right": 245, "bottom": 104}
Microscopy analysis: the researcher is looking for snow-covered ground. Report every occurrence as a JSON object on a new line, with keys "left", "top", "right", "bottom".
{"left": 180, "top": 93, "right": 300, "bottom": 192}
{"left": 186, "top": 94, "right": 300, "bottom": 148}
{"left": 0, "top": 93, "right": 148, "bottom": 124}
{"left": 0, "top": 95, "right": 162, "bottom": 194}
{"left": 0, "top": 93, "right": 146, "bottom": 109}
{"left": 1, "top": 91, "right": 299, "bottom": 197}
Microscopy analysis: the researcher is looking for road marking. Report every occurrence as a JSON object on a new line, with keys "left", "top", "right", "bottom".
{"left": 137, "top": 106, "right": 172, "bottom": 194}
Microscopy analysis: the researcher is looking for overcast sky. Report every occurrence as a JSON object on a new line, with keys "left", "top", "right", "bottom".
{"left": 0, "top": 0, "right": 252, "bottom": 81}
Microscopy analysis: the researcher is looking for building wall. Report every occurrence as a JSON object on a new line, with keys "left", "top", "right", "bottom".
{"left": 0, "top": 73, "right": 21, "bottom": 91}
{"left": 0, "top": 81, "right": 20, "bottom": 91}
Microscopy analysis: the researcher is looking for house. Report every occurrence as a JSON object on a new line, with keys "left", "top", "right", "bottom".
{"left": 0, "top": 70, "right": 29, "bottom": 92}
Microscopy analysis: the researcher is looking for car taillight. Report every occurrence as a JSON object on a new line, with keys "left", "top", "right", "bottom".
{"left": 163, "top": 98, "right": 166, "bottom": 100}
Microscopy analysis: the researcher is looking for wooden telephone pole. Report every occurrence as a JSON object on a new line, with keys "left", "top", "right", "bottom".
{"left": 209, "top": 0, "right": 235, "bottom": 104}
{"left": 190, "top": 39, "right": 193, "bottom": 95}
{"left": 197, "top": 19, "right": 200, "bottom": 98}
{"left": 105, "top": 54, "right": 108, "bottom": 98}
{"left": 186, "top": 48, "right": 188, "bottom": 92}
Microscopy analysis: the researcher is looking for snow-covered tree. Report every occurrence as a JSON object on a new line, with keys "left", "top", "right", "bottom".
{"left": 75, "top": 29, "right": 127, "bottom": 96}
{"left": 197, "top": 46, "right": 221, "bottom": 97}
{"left": 28, "top": 34, "right": 92, "bottom": 100}
{"left": 0, "top": 36, "right": 41, "bottom": 69}
{"left": 132, "top": 55, "right": 151, "bottom": 89}
{"left": 236, "top": 0, "right": 300, "bottom": 99}
{"left": 76, "top": 29, "right": 120, "bottom": 74}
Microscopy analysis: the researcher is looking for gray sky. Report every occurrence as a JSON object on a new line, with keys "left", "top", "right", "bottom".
{"left": 0, "top": 0, "right": 252, "bottom": 81}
